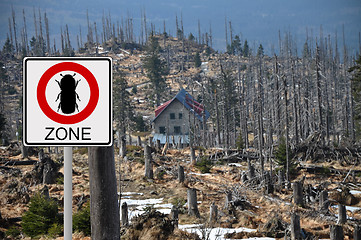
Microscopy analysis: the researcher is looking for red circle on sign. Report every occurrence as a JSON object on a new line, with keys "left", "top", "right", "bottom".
{"left": 37, "top": 62, "right": 99, "bottom": 124}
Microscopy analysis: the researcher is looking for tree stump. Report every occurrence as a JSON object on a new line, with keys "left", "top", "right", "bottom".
{"left": 178, "top": 165, "right": 185, "bottom": 183}
{"left": 209, "top": 202, "right": 218, "bottom": 223}
{"left": 178, "top": 137, "right": 182, "bottom": 149}
{"left": 148, "top": 137, "right": 153, "bottom": 147}
{"left": 319, "top": 190, "right": 329, "bottom": 210}
{"left": 144, "top": 145, "right": 153, "bottom": 179}
{"left": 121, "top": 202, "right": 129, "bottom": 227}
{"left": 264, "top": 171, "right": 274, "bottom": 194}
{"left": 190, "top": 147, "right": 196, "bottom": 165}
{"left": 330, "top": 225, "right": 343, "bottom": 240}
{"left": 38, "top": 149, "right": 44, "bottom": 161}
{"left": 170, "top": 205, "right": 178, "bottom": 227}
{"left": 354, "top": 225, "right": 361, "bottom": 240}
{"left": 247, "top": 162, "right": 255, "bottom": 180}
{"left": 42, "top": 157, "right": 58, "bottom": 184}
{"left": 156, "top": 139, "right": 161, "bottom": 150}
{"left": 337, "top": 204, "right": 346, "bottom": 224}
{"left": 291, "top": 213, "right": 301, "bottom": 240}
{"left": 292, "top": 181, "right": 304, "bottom": 207}
{"left": 187, "top": 188, "right": 200, "bottom": 217}
{"left": 21, "top": 142, "right": 28, "bottom": 159}
{"left": 224, "top": 191, "right": 232, "bottom": 209}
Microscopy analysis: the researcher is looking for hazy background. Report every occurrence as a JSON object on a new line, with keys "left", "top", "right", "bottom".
{"left": 1, "top": 0, "right": 360, "bottom": 55}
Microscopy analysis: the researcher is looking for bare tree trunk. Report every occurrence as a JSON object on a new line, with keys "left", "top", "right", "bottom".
{"left": 88, "top": 146, "right": 120, "bottom": 239}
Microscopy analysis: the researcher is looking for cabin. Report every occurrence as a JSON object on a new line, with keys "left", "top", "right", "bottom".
{"left": 152, "top": 89, "right": 210, "bottom": 147}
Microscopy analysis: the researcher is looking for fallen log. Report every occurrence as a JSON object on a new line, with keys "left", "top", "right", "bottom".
{"left": 2, "top": 160, "right": 38, "bottom": 166}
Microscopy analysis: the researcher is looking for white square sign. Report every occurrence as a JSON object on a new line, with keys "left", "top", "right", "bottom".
{"left": 23, "top": 57, "right": 112, "bottom": 146}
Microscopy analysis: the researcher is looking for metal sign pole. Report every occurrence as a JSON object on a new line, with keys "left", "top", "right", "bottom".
{"left": 64, "top": 146, "right": 73, "bottom": 239}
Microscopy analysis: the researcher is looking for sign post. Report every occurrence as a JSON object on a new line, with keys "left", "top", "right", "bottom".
{"left": 64, "top": 146, "right": 72, "bottom": 239}
{"left": 23, "top": 57, "right": 112, "bottom": 239}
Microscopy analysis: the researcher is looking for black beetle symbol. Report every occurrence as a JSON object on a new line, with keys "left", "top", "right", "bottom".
{"left": 55, "top": 73, "right": 81, "bottom": 114}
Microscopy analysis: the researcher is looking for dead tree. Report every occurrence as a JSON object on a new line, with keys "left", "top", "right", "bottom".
{"left": 291, "top": 213, "right": 301, "bottom": 240}
{"left": 330, "top": 225, "right": 344, "bottom": 240}
{"left": 121, "top": 202, "right": 128, "bottom": 226}
{"left": 187, "top": 188, "right": 200, "bottom": 217}
{"left": 89, "top": 146, "right": 120, "bottom": 239}
{"left": 144, "top": 145, "right": 153, "bottom": 179}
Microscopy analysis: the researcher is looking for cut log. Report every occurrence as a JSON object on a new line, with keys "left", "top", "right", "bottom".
{"left": 330, "top": 225, "right": 344, "bottom": 240}
{"left": 187, "top": 188, "right": 200, "bottom": 217}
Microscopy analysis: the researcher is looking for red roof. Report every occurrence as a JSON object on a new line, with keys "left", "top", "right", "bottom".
{"left": 155, "top": 99, "right": 172, "bottom": 117}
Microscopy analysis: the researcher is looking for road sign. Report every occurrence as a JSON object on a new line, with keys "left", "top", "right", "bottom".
{"left": 23, "top": 57, "right": 112, "bottom": 146}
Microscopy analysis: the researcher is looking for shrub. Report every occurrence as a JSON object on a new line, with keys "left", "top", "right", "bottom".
{"left": 274, "top": 137, "right": 297, "bottom": 175}
{"left": 6, "top": 226, "right": 21, "bottom": 238}
{"left": 22, "top": 193, "right": 62, "bottom": 238}
{"left": 48, "top": 223, "right": 63, "bottom": 238}
{"left": 73, "top": 203, "right": 91, "bottom": 236}
{"left": 195, "top": 157, "right": 213, "bottom": 173}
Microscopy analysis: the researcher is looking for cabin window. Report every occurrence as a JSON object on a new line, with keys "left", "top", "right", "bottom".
{"left": 174, "top": 126, "right": 181, "bottom": 134}
{"left": 170, "top": 113, "right": 176, "bottom": 119}
{"left": 179, "top": 113, "right": 183, "bottom": 119}
{"left": 159, "top": 126, "right": 166, "bottom": 134}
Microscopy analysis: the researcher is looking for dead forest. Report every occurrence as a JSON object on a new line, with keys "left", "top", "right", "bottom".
{"left": 0, "top": 7, "right": 361, "bottom": 240}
